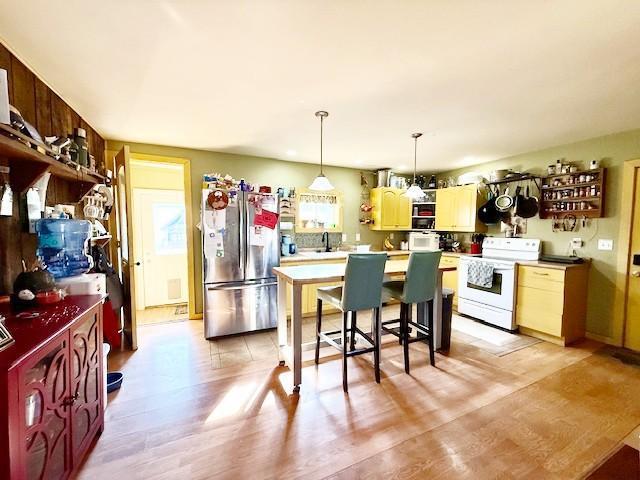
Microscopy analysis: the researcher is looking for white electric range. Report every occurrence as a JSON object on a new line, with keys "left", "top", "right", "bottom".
{"left": 457, "top": 237, "right": 541, "bottom": 330}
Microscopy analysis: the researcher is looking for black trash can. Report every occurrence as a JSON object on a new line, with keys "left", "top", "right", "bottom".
{"left": 416, "top": 288, "right": 455, "bottom": 352}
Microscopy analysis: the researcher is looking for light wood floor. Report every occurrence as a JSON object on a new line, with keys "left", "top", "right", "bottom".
{"left": 79, "top": 314, "right": 640, "bottom": 479}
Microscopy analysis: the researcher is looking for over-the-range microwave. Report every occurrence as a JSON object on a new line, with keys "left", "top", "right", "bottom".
{"left": 408, "top": 232, "right": 440, "bottom": 251}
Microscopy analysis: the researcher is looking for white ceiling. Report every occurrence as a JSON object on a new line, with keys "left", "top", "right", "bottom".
{"left": 1, "top": 1, "right": 640, "bottom": 172}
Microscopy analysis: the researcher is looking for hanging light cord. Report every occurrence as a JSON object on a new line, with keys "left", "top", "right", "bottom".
{"left": 320, "top": 114, "right": 324, "bottom": 175}
{"left": 412, "top": 132, "right": 422, "bottom": 184}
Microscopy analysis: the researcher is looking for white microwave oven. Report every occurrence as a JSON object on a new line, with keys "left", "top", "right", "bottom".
{"left": 408, "top": 232, "right": 440, "bottom": 251}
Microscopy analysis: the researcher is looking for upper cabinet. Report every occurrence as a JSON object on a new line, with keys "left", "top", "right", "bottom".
{"left": 435, "top": 184, "right": 487, "bottom": 233}
{"left": 369, "top": 187, "right": 412, "bottom": 231}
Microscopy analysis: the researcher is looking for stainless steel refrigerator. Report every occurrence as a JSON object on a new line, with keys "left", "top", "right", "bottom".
{"left": 201, "top": 189, "right": 280, "bottom": 338}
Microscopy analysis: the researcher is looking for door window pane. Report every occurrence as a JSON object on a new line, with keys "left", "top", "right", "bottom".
{"left": 152, "top": 203, "right": 186, "bottom": 255}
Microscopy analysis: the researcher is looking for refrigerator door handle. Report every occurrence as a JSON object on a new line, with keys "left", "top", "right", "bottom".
{"left": 207, "top": 281, "right": 278, "bottom": 291}
{"left": 244, "top": 195, "right": 250, "bottom": 276}
{"left": 239, "top": 195, "right": 245, "bottom": 274}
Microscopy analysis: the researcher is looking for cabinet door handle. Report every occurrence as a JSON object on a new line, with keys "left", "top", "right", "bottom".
{"left": 533, "top": 271, "right": 549, "bottom": 276}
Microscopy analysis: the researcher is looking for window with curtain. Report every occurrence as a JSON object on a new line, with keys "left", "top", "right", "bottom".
{"left": 296, "top": 191, "right": 343, "bottom": 232}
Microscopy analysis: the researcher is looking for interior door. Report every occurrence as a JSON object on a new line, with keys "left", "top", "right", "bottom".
{"left": 135, "top": 189, "right": 188, "bottom": 307}
{"left": 624, "top": 171, "right": 640, "bottom": 351}
{"left": 114, "top": 146, "right": 138, "bottom": 349}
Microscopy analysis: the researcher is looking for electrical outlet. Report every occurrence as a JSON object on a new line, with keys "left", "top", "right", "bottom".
{"left": 341, "top": 233, "right": 347, "bottom": 242}
{"left": 598, "top": 239, "right": 614, "bottom": 251}
{"left": 571, "top": 238, "right": 583, "bottom": 249}
{"left": 390, "top": 233, "right": 394, "bottom": 239}
{"left": 355, "top": 233, "right": 361, "bottom": 242}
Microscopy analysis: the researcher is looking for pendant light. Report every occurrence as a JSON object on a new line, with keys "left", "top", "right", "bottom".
{"left": 309, "top": 110, "right": 334, "bottom": 191}
{"left": 404, "top": 132, "right": 426, "bottom": 200}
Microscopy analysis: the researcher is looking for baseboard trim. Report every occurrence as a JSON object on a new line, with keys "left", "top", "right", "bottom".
{"left": 585, "top": 332, "right": 620, "bottom": 346}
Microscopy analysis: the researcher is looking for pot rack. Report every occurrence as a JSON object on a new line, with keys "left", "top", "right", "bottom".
{"left": 484, "top": 173, "right": 542, "bottom": 192}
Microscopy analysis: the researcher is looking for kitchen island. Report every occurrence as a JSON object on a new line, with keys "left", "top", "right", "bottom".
{"left": 273, "top": 259, "right": 456, "bottom": 392}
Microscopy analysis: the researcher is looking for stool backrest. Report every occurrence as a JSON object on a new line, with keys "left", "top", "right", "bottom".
{"left": 341, "top": 253, "right": 388, "bottom": 311}
{"left": 402, "top": 251, "right": 442, "bottom": 304}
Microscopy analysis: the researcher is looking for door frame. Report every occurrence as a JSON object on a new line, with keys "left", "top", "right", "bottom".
{"left": 107, "top": 150, "right": 198, "bottom": 321}
{"left": 613, "top": 158, "right": 640, "bottom": 347}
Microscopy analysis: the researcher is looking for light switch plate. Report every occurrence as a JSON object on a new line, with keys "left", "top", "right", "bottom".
{"left": 598, "top": 239, "right": 614, "bottom": 251}
{"left": 571, "top": 238, "right": 583, "bottom": 249}
{"left": 341, "top": 233, "right": 347, "bottom": 242}
{"left": 390, "top": 233, "right": 394, "bottom": 239}
{"left": 355, "top": 233, "right": 361, "bottom": 242}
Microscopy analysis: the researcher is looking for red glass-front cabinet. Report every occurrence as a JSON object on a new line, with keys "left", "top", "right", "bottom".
{"left": 0, "top": 296, "right": 104, "bottom": 480}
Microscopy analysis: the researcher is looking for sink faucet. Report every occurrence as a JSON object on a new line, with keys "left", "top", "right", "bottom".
{"left": 322, "top": 232, "right": 331, "bottom": 252}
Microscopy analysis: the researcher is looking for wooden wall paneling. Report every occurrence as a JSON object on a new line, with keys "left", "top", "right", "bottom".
{"left": 10, "top": 56, "right": 36, "bottom": 126}
{"left": 0, "top": 44, "right": 13, "bottom": 103}
{"left": 51, "top": 92, "right": 73, "bottom": 137}
{"left": 34, "top": 78, "right": 53, "bottom": 137}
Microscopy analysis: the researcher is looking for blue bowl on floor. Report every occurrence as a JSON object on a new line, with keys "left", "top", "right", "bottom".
{"left": 107, "top": 372, "right": 124, "bottom": 393}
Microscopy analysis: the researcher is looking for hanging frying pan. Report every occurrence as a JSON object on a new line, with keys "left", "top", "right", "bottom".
{"left": 516, "top": 185, "right": 539, "bottom": 218}
{"left": 477, "top": 186, "right": 500, "bottom": 225}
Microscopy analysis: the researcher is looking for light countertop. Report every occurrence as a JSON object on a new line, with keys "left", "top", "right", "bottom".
{"left": 281, "top": 249, "right": 411, "bottom": 263}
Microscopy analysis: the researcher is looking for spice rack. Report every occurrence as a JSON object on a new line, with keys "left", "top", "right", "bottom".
{"left": 540, "top": 168, "right": 606, "bottom": 219}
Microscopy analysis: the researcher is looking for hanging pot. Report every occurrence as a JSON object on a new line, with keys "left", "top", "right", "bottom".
{"left": 516, "top": 185, "right": 539, "bottom": 219}
{"left": 477, "top": 187, "right": 500, "bottom": 225}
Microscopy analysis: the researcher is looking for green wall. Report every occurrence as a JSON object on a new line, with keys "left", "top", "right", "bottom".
{"left": 107, "top": 140, "right": 386, "bottom": 314}
{"left": 435, "top": 128, "right": 640, "bottom": 340}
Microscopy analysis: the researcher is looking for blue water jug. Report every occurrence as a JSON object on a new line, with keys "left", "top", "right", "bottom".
{"left": 36, "top": 219, "right": 92, "bottom": 278}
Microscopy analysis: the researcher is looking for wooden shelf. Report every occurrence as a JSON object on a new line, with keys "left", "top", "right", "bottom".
{"left": 544, "top": 167, "right": 602, "bottom": 181}
{"left": 413, "top": 202, "right": 436, "bottom": 205}
{"left": 541, "top": 196, "right": 601, "bottom": 203}
{"left": 541, "top": 181, "right": 599, "bottom": 190}
{"left": 540, "top": 168, "right": 606, "bottom": 219}
{"left": 90, "top": 235, "right": 112, "bottom": 246}
{"left": 412, "top": 215, "right": 435, "bottom": 218}
{"left": 0, "top": 126, "right": 105, "bottom": 202}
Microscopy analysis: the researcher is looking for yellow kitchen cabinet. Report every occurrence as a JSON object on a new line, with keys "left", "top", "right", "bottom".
{"left": 439, "top": 254, "right": 459, "bottom": 308}
{"left": 515, "top": 263, "right": 589, "bottom": 345}
{"left": 434, "top": 185, "right": 487, "bottom": 233}
{"left": 370, "top": 187, "right": 412, "bottom": 231}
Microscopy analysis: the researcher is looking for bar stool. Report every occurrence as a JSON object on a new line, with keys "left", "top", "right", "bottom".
{"left": 314, "top": 253, "right": 388, "bottom": 392}
{"left": 381, "top": 250, "right": 441, "bottom": 373}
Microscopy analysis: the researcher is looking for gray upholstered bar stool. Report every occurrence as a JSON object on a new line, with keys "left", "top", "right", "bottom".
{"left": 381, "top": 250, "right": 442, "bottom": 373}
{"left": 314, "top": 253, "right": 388, "bottom": 392}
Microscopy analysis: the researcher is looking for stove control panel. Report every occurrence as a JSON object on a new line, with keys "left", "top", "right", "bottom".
{"left": 481, "top": 237, "right": 541, "bottom": 261}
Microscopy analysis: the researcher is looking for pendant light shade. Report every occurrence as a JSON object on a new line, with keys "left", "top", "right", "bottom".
{"left": 404, "top": 132, "right": 426, "bottom": 201}
{"left": 309, "top": 110, "right": 334, "bottom": 191}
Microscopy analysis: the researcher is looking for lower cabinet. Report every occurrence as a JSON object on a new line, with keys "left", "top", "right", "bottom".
{"left": 2, "top": 301, "right": 104, "bottom": 480}
{"left": 439, "top": 255, "right": 459, "bottom": 308}
{"left": 515, "top": 264, "right": 589, "bottom": 345}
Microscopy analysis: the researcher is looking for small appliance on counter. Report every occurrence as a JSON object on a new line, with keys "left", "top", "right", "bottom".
{"left": 408, "top": 232, "right": 440, "bottom": 251}
{"left": 281, "top": 234, "right": 292, "bottom": 256}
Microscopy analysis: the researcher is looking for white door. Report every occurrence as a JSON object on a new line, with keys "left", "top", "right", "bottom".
{"left": 133, "top": 189, "right": 188, "bottom": 308}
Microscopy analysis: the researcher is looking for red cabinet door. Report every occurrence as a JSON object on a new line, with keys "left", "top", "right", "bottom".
{"left": 69, "top": 305, "right": 103, "bottom": 463}
{"left": 17, "top": 333, "right": 73, "bottom": 480}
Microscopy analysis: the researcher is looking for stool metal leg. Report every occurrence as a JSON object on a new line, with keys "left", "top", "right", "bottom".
{"left": 342, "top": 311, "right": 349, "bottom": 392}
{"left": 403, "top": 303, "right": 411, "bottom": 374}
{"left": 373, "top": 307, "right": 381, "bottom": 383}
{"left": 427, "top": 299, "right": 435, "bottom": 367}
{"left": 350, "top": 311, "right": 357, "bottom": 351}
{"left": 398, "top": 303, "right": 405, "bottom": 345}
{"left": 315, "top": 298, "right": 322, "bottom": 364}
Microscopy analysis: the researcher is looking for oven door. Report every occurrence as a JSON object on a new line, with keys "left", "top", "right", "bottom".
{"left": 458, "top": 260, "right": 515, "bottom": 311}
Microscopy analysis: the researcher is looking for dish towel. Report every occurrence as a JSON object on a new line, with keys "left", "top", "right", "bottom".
{"left": 467, "top": 261, "right": 494, "bottom": 288}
